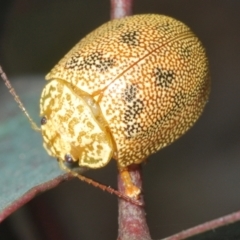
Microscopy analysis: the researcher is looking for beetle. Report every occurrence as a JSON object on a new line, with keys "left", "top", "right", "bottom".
{"left": 1, "top": 14, "right": 210, "bottom": 201}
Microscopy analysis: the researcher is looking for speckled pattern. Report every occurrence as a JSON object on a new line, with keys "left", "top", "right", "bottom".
{"left": 40, "top": 80, "right": 113, "bottom": 168}
{"left": 42, "top": 14, "right": 210, "bottom": 169}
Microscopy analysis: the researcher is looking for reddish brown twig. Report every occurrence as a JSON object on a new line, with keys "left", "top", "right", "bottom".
{"left": 163, "top": 210, "right": 240, "bottom": 240}
{"left": 111, "top": 0, "right": 134, "bottom": 19}
{"left": 117, "top": 165, "right": 151, "bottom": 240}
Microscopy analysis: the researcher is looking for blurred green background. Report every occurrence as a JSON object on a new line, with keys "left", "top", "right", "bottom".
{"left": 0, "top": 0, "right": 240, "bottom": 239}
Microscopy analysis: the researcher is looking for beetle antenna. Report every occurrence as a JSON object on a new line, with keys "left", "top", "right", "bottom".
{"left": 59, "top": 161, "right": 143, "bottom": 206}
{"left": 75, "top": 172, "right": 143, "bottom": 206}
{"left": 0, "top": 65, "right": 40, "bottom": 131}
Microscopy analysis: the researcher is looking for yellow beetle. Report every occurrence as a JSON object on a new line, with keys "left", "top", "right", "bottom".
{"left": 39, "top": 14, "right": 210, "bottom": 197}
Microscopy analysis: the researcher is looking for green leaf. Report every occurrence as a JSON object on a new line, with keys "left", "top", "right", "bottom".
{"left": 0, "top": 76, "right": 67, "bottom": 221}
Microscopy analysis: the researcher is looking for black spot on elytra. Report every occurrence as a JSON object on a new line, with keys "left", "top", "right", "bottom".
{"left": 156, "top": 22, "right": 171, "bottom": 32}
{"left": 124, "top": 99, "right": 144, "bottom": 120}
{"left": 120, "top": 31, "right": 139, "bottom": 46}
{"left": 122, "top": 84, "right": 137, "bottom": 102}
{"left": 66, "top": 52, "right": 115, "bottom": 72}
{"left": 123, "top": 84, "right": 144, "bottom": 138}
{"left": 67, "top": 52, "right": 80, "bottom": 66}
{"left": 179, "top": 45, "right": 192, "bottom": 58}
{"left": 154, "top": 67, "right": 175, "bottom": 88}
{"left": 116, "top": 23, "right": 124, "bottom": 29}
{"left": 125, "top": 122, "right": 142, "bottom": 139}
{"left": 155, "top": 22, "right": 184, "bottom": 36}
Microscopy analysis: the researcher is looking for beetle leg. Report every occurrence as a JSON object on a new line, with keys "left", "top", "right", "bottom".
{"left": 119, "top": 168, "right": 141, "bottom": 198}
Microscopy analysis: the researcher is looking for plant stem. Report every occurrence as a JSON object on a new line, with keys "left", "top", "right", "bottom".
{"left": 117, "top": 165, "right": 151, "bottom": 240}
{"left": 110, "top": 0, "right": 134, "bottom": 19}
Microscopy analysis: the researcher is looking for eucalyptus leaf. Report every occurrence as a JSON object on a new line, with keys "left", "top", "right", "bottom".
{"left": 0, "top": 76, "right": 67, "bottom": 221}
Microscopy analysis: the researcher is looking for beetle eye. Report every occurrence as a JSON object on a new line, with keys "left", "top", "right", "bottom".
{"left": 64, "top": 153, "right": 73, "bottom": 163}
{"left": 41, "top": 116, "right": 47, "bottom": 125}
{"left": 64, "top": 154, "right": 79, "bottom": 169}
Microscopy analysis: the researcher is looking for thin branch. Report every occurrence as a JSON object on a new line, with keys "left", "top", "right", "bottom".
{"left": 0, "top": 173, "right": 72, "bottom": 223}
{"left": 163, "top": 210, "right": 240, "bottom": 240}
